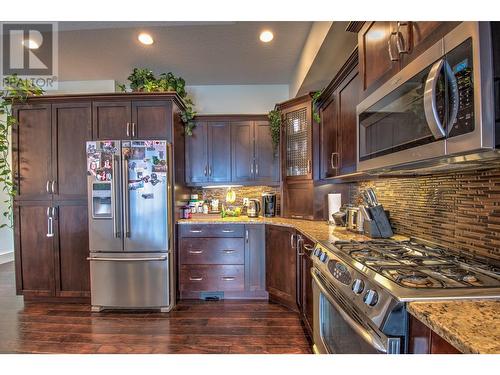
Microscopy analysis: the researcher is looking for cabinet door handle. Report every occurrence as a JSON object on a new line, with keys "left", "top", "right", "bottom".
{"left": 204, "top": 165, "right": 208, "bottom": 176}
{"left": 221, "top": 229, "right": 234, "bottom": 233}
{"left": 209, "top": 166, "right": 212, "bottom": 176}
{"left": 388, "top": 31, "right": 399, "bottom": 61}
{"left": 131, "top": 122, "right": 136, "bottom": 138}
{"left": 221, "top": 276, "right": 236, "bottom": 281}
{"left": 222, "top": 249, "right": 236, "bottom": 254}
{"left": 307, "top": 159, "right": 311, "bottom": 174}
{"left": 51, "top": 180, "right": 56, "bottom": 195}
{"left": 46, "top": 180, "right": 51, "bottom": 194}
{"left": 46, "top": 207, "right": 54, "bottom": 238}
{"left": 331, "top": 152, "right": 339, "bottom": 169}
{"left": 126, "top": 122, "right": 130, "bottom": 137}
{"left": 189, "top": 276, "right": 203, "bottom": 281}
{"left": 290, "top": 233, "right": 296, "bottom": 249}
{"left": 250, "top": 162, "right": 253, "bottom": 175}
{"left": 303, "top": 244, "right": 314, "bottom": 252}
{"left": 255, "top": 162, "right": 258, "bottom": 176}
{"left": 188, "top": 250, "right": 203, "bottom": 254}
{"left": 396, "top": 21, "right": 410, "bottom": 54}
{"left": 245, "top": 229, "right": 249, "bottom": 243}
{"left": 189, "top": 229, "right": 203, "bottom": 233}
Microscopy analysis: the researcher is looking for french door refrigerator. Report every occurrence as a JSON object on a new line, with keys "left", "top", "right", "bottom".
{"left": 86, "top": 140, "right": 173, "bottom": 312}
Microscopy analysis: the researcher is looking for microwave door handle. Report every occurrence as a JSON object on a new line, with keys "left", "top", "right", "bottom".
{"left": 311, "top": 270, "right": 388, "bottom": 353}
{"left": 424, "top": 58, "right": 447, "bottom": 139}
{"left": 444, "top": 61, "right": 459, "bottom": 136}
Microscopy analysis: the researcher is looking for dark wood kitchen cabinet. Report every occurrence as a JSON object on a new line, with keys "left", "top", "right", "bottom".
{"left": 231, "top": 119, "right": 278, "bottom": 183}
{"left": 318, "top": 49, "right": 360, "bottom": 178}
{"left": 12, "top": 93, "right": 187, "bottom": 301}
{"left": 178, "top": 223, "right": 267, "bottom": 299}
{"left": 186, "top": 115, "right": 278, "bottom": 186}
{"left": 297, "top": 233, "right": 314, "bottom": 337}
{"left": 359, "top": 21, "right": 460, "bottom": 96}
{"left": 265, "top": 225, "right": 297, "bottom": 311}
{"left": 93, "top": 99, "right": 173, "bottom": 140}
{"left": 408, "top": 315, "right": 461, "bottom": 354}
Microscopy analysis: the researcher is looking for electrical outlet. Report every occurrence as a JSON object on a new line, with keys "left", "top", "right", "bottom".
{"left": 243, "top": 198, "right": 249, "bottom": 206}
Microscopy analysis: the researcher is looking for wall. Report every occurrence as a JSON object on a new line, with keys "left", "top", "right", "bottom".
{"left": 348, "top": 167, "right": 500, "bottom": 260}
{"left": 186, "top": 84, "right": 289, "bottom": 114}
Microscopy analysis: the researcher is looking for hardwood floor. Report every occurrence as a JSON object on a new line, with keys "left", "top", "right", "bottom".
{"left": 0, "top": 262, "right": 312, "bottom": 354}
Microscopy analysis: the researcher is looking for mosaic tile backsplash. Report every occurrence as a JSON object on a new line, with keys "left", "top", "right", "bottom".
{"left": 350, "top": 167, "right": 500, "bottom": 260}
{"left": 191, "top": 186, "right": 281, "bottom": 215}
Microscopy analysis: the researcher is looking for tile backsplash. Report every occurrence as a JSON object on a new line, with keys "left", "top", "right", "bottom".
{"left": 350, "top": 167, "right": 500, "bottom": 260}
{"left": 191, "top": 186, "right": 280, "bottom": 214}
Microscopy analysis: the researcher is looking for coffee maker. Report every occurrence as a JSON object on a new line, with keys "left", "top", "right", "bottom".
{"left": 262, "top": 192, "right": 277, "bottom": 217}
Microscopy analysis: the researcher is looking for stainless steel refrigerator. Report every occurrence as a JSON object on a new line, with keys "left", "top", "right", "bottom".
{"left": 86, "top": 140, "right": 173, "bottom": 312}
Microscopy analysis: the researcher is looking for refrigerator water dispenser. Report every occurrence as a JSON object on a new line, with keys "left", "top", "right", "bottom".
{"left": 92, "top": 182, "right": 112, "bottom": 218}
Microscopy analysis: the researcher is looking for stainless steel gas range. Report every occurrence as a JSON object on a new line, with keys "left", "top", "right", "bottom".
{"left": 311, "top": 239, "right": 500, "bottom": 354}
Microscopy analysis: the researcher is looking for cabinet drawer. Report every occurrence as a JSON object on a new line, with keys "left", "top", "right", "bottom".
{"left": 180, "top": 238, "right": 245, "bottom": 265}
{"left": 179, "top": 224, "right": 244, "bottom": 238}
{"left": 180, "top": 265, "right": 244, "bottom": 292}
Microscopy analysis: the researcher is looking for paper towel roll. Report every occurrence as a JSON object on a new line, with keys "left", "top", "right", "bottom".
{"left": 328, "top": 193, "right": 342, "bottom": 223}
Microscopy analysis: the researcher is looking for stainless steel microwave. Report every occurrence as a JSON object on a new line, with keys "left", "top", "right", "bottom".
{"left": 356, "top": 22, "right": 498, "bottom": 173}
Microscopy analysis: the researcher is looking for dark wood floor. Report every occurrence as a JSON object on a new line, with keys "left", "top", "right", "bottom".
{"left": 0, "top": 262, "right": 312, "bottom": 354}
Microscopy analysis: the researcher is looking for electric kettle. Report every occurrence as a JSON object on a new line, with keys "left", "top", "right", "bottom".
{"left": 247, "top": 199, "right": 261, "bottom": 218}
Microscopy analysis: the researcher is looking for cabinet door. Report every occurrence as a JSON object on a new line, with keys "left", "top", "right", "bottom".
{"left": 54, "top": 201, "right": 90, "bottom": 297}
{"left": 283, "top": 105, "right": 313, "bottom": 181}
{"left": 185, "top": 122, "right": 208, "bottom": 184}
{"left": 208, "top": 122, "right": 231, "bottom": 182}
{"left": 401, "top": 22, "right": 460, "bottom": 68}
{"left": 319, "top": 96, "right": 339, "bottom": 179}
{"left": 131, "top": 100, "right": 172, "bottom": 140}
{"left": 52, "top": 102, "right": 92, "bottom": 200}
{"left": 337, "top": 70, "right": 361, "bottom": 175}
{"left": 265, "top": 225, "right": 297, "bottom": 311}
{"left": 254, "top": 121, "right": 278, "bottom": 182}
{"left": 231, "top": 121, "right": 254, "bottom": 182}
{"left": 283, "top": 181, "right": 314, "bottom": 220}
{"left": 298, "top": 234, "right": 314, "bottom": 337}
{"left": 12, "top": 104, "right": 52, "bottom": 201}
{"left": 14, "top": 202, "right": 55, "bottom": 297}
{"left": 245, "top": 224, "right": 266, "bottom": 293}
{"left": 359, "top": 21, "right": 399, "bottom": 94}
{"left": 93, "top": 101, "right": 131, "bottom": 140}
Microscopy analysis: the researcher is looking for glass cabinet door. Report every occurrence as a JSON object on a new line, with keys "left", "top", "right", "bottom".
{"left": 285, "top": 107, "right": 311, "bottom": 178}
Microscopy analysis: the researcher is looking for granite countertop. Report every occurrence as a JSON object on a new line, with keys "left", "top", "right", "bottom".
{"left": 177, "top": 215, "right": 374, "bottom": 243}
{"left": 408, "top": 300, "right": 500, "bottom": 354}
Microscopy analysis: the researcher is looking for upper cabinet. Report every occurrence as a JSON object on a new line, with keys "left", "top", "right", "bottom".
{"left": 359, "top": 21, "right": 460, "bottom": 96}
{"left": 185, "top": 115, "right": 278, "bottom": 186}
{"left": 93, "top": 98, "right": 174, "bottom": 140}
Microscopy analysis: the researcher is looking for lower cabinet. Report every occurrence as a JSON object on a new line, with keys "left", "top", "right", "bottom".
{"left": 297, "top": 233, "right": 315, "bottom": 337}
{"left": 265, "top": 225, "right": 298, "bottom": 311}
{"left": 178, "top": 224, "right": 267, "bottom": 299}
{"left": 408, "top": 315, "right": 461, "bottom": 354}
{"left": 14, "top": 200, "right": 90, "bottom": 299}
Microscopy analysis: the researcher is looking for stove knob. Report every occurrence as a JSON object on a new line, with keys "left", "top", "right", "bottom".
{"left": 351, "top": 279, "right": 365, "bottom": 295}
{"left": 320, "top": 252, "right": 328, "bottom": 263}
{"left": 363, "top": 290, "right": 379, "bottom": 307}
{"left": 316, "top": 250, "right": 323, "bottom": 258}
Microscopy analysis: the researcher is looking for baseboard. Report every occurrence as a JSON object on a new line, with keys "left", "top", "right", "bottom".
{"left": 0, "top": 251, "right": 14, "bottom": 265}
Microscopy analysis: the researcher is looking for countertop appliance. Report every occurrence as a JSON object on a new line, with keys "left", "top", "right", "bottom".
{"left": 262, "top": 192, "right": 277, "bottom": 217}
{"left": 311, "top": 238, "right": 500, "bottom": 354}
{"left": 357, "top": 22, "right": 499, "bottom": 173}
{"left": 86, "top": 140, "right": 173, "bottom": 312}
{"left": 247, "top": 198, "right": 261, "bottom": 218}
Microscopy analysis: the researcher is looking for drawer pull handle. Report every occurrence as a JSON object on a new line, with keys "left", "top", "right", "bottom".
{"left": 221, "top": 276, "right": 236, "bottom": 281}
{"left": 221, "top": 229, "right": 234, "bottom": 233}
{"left": 222, "top": 249, "right": 235, "bottom": 254}
{"left": 189, "top": 229, "right": 203, "bottom": 233}
{"left": 189, "top": 276, "right": 203, "bottom": 281}
{"left": 188, "top": 250, "right": 203, "bottom": 254}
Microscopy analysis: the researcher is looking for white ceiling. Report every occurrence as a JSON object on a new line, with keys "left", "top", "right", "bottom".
{"left": 56, "top": 21, "right": 313, "bottom": 85}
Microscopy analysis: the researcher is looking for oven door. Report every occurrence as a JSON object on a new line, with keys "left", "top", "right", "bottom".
{"left": 312, "top": 269, "right": 400, "bottom": 354}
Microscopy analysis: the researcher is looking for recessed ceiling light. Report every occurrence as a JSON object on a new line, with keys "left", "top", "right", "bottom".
{"left": 23, "top": 39, "right": 39, "bottom": 49}
{"left": 259, "top": 30, "right": 274, "bottom": 43}
{"left": 138, "top": 33, "right": 154, "bottom": 45}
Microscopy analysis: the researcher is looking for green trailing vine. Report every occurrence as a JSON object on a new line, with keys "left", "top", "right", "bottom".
{"left": 312, "top": 89, "right": 323, "bottom": 124}
{"left": 118, "top": 68, "right": 197, "bottom": 135}
{"left": 268, "top": 109, "right": 281, "bottom": 152}
{"left": 0, "top": 75, "right": 44, "bottom": 228}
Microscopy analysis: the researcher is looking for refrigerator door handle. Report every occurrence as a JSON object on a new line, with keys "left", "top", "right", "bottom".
{"left": 87, "top": 255, "right": 168, "bottom": 262}
{"left": 112, "top": 154, "right": 121, "bottom": 238}
{"left": 122, "top": 155, "right": 131, "bottom": 238}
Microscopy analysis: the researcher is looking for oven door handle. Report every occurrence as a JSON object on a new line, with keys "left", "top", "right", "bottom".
{"left": 311, "top": 270, "right": 388, "bottom": 353}
{"left": 423, "top": 58, "right": 447, "bottom": 140}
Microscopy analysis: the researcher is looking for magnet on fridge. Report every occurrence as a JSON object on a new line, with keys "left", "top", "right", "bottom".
{"left": 141, "top": 193, "right": 154, "bottom": 199}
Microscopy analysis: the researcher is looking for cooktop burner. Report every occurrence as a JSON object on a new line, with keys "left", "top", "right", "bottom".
{"left": 333, "top": 239, "right": 500, "bottom": 289}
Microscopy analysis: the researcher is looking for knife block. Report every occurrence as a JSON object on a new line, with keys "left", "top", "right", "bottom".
{"left": 364, "top": 206, "right": 394, "bottom": 238}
